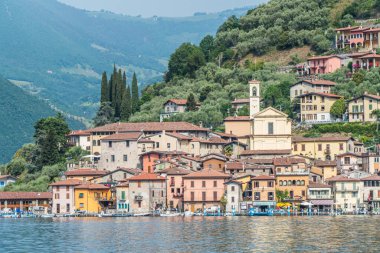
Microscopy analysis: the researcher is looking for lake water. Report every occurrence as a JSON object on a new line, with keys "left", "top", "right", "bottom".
{"left": 1, "top": 216, "right": 379, "bottom": 253}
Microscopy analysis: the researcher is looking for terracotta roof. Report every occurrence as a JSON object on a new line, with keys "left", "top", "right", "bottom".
{"left": 50, "top": 179, "right": 82, "bottom": 186}
{"left": 314, "top": 160, "right": 337, "bottom": 167}
{"left": 137, "top": 138, "right": 155, "bottom": 143}
{"left": 0, "top": 192, "right": 52, "bottom": 200}
{"left": 361, "top": 175, "right": 380, "bottom": 181}
{"left": 213, "top": 132, "right": 237, "bottom": 138}
{"left": 196, "top": 137, "right": 228, "bottom": 144}
{"left": 335, "top": 26, "right": 359, "bottom": 31}
{"left": 67, "top": 130, "right": 91, "bottom": 136}
{"left": 166, "top": 132, "right": 193, "bottom": 140}
{"left": 90, "top": 122, "right": 209, "bottom": 133}
{"left": 336, "top": 152, "right": 362, "bottom": 157}
{"left": 181, "top": 155, "right": 202, "bottom": 162}
{"left": 141, "top": 150, "right": 188, "bottom": 157}
{"left": 243, "top": 158, "right": 274, "bottom": 164}
{"left": 101, "top": 132, "right": 142, "bottom": 141}
{"left": 358, "top": 53, "right": 380, "bottom": 59}
{"left": 224, "top": 116, "right": 250, "bottom": 121}
{"left": 252, "top": 175, "right": 275, "bottom": 180}
{"left": 225, "top": 162, "right": 244, "bottom": 170}
{"left": 298, "top": 79, "right": 336, "bottom": 86}
{"left": 363, "top": 28, "right": 380, "bottom": 33}
{"left": 325, "top": 175, "right": 361, "bottom": 182}
{"left": 65, "top": 169, "right": 109, "bottom": 177}
{"left": 232, "top": 98, "right": 249, "bottom": 104}
{"left": 183, "top": 169, "right": 231, "bottom": 179}
{"left": 240, "top": 149, "right": 292, "bottom": 156}
{"left": 116, "top": 182, "right": 129, "bottom": 187}
{"left": 308, "top": 182, "right": 332, "bottom": 188}
{"left": 165, "top": 99, "right": 188, "bottom": 105}
{"left": 128, "top": 173, "right": 166, "bottom": 181}
{"left": 74, "top": 183, "right": 110, "bottom": 190}
{"left": 351, "top": 27, "right": 370, "bottom": 32}
{"left": 307, "top": 55, "right": 343, "bottom": 60}
{"left": 159, "top": 167, "right": 191, "bottom": 175}
{"left": 348, "top": 93, "right": 380, "bottom": 102}
{"left": 292, "top": 136, "right": 352, "bottom": 142}
{"left": 273, "top": 157, "right": 306, "bottom": 166}
{"left": 297, "top": 92, "right": 342, "bottom": 99}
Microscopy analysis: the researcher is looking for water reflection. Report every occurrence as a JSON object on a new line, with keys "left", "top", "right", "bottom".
{"left": 1, "top": 216, "right": 380, "bottom": 252}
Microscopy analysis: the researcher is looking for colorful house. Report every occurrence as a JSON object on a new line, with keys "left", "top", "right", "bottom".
{"left": 65, "top": 168, "right": 109, "bottom": 182}
{"left": 298, "top": 92, "right": 342, "bottom": 123}
{"left": 307, "top": 182, "right": 333, "bottom": 211}
{"left": 347, "top": 93, "right": 380, "bottom": 122}
{"left": 306, "top": 55, "right": 344, "bottom": 75}
{"left": 251, "top": 175, "right": 276, "bottom": 212}
{"left": 0, "top": 192, "right": 52, "bottom": 213}
{"left": 74, "top": 184, "right": 111, "bottom": 214}
{"left": 115, "top": 183, "right": 130, "bottom": 212}
{"left": 310, "top": 160, "right": 337, "bottom": 183}
{"left": 290, "top": 79, "right": 336, "bottom": 101}
{"left": 183, "top": 169, "right": 230, "bottom": 212}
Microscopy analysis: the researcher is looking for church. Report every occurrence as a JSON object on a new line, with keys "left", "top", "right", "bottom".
{"left": 224, "top": 80, "right": 292, "bottom": 158}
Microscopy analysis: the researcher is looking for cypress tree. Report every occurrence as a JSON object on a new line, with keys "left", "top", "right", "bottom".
{"left": 107, "top": 77, "right": 112, "bottom": 102}
{"left": 186, "top": 93, "right": 197, "bottom": 111}
{"left": 111, "top": 65, "right": 117, "bottom": 110}
{"left": 120, "top": 84, "right": 132, "bottom": 121}
{"left": 131, "top": 72, "right": 139, "bottom": 113}
{"left": 100, "top": 71, "right": 108, "bottom": 103}
{"left": 114, "top": 69, "right": 123, "bottom": 119}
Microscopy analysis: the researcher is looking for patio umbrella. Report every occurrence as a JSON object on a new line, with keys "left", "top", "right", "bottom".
{"left": 300, "top": 201, "right": 313, "bottom": 206}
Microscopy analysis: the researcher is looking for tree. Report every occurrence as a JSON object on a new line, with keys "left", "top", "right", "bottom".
{"left": 114, "top": 69, "right": 123, "bottom": 119}
{"left": 100, "top": 71, "right": 108, "bottom": 103}
{"left": 65, "top": 146, "right": 90, "bottom": 164}
{"left": 200, "top": 35, "right": 215, "bottom": 62}
{"left": 186, "top": 93, "right": 197, "bottom": 111}
{"left": 120, "top": 85, "right": 132, "bottom": 121}
{"left": 166, "top": 43, "right": 206, "bottom": 81}
{"left": 220, "top": 195, "right": 228, "bottom": 211}
{"left": 276, "top": 189, "right": 290, "bottom": 202}
{"left": 131, "top": 72, "right": 139, "bottom": 113}
{"left": 371, "top": 109, "right": 380, "bottom": 132}
{"left": 330, "top": 98, "right": 346, "bottom": 119}
{"left": 93, "top": 102, "right": 114, "bottom": 127}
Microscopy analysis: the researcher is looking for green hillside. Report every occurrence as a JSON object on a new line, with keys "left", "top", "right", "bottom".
{"left": 0, "top": 75, "right": 83, "bottom": 163}
{"left": 0, "top": 0, "right": 253, "bottom": 118}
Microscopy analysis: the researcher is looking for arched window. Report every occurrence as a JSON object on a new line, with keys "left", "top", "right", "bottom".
{"left": 288, "top": 180, "right": 292, "bottom": 186}
{"left": 252, "top": 86, "right": 257, "bottom": 96}
{"left": 301, "top": 180, "right": 305, "bottom": 186}
{"left": 296, "top": 180, "right": 300, "bottom": 186}
{"left": 283, "top": 181, "right": 287, "bottom": 186}
{"left": 279, "top": 180, "right": 283, "bottom": 186}
{"left": 292, "top": 180, "right": 296, "bottom": 186}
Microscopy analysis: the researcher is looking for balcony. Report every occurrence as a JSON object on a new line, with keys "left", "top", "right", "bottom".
{"left": 173, "top": 193, "right": 183, "bottom": 198}
{"left": 335, "top": 187, "right": 359, "bottom": 192}
{"left": 135, "top": 195, "right": 143, "bottom": 201}
{"left": 308, "top": 195, "right": 331, "bottom": 199}
{"left": 170, "top": 182, "right": 175, "bottom": 187}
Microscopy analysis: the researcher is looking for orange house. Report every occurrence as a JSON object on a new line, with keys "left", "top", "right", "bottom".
{"left": 140, "top": 151, "right": 186, "bottom": 173}
{"left": 307, "top": 55, "right": 344, "bottom": 75}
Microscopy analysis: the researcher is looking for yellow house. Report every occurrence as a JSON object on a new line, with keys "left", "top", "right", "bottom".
{"left": 224, "top": 116, "right": 251, "bottom": 141}
{"left": 74, "top": 184, "right": 111, "bottom": 213}
{"left": 310, "top": 160, "right": 338, "bottom": 183}
{"left": 298, "top": 92, "right": 342, "bottom": 123}
{"left": 347, "top": 93, "right": 380, "bottom": 122}
{"left": 292, "top": 136, "right": 355, "bottom": 160}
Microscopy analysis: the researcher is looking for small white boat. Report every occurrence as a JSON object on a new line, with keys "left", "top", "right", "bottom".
{"left": 40, "top": 214, "right": 55, "bottom": 218}
{"left": 133, "top": 213, "right": 151, "bottom": 217}
{"left": 184, "top": 211, "right": 194, "bottom": 217}
{"left": 160, "top": 211, "right": 182, "bottom": 217}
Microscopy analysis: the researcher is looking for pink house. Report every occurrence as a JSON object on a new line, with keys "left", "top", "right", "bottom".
{"left": 307, "top": 55, "right": 344, "bottom": 75}
{"left": 183, "top": 169, "right": 230, "bottom": 212}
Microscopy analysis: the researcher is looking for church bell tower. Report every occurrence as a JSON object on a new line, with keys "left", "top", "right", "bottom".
{"left": 249, "top": 80, "right": 260, "bottom": 118}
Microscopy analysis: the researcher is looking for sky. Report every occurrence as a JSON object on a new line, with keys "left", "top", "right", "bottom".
{"left": 58, "top": 0, "right": 267, "bottom": 17}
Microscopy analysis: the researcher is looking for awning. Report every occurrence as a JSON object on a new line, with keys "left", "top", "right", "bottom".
{"left": 252, "top": 201, "right": 276, "bottom": 206}
{"left": 311, "top": 199, "right": 334, "bottom": 206}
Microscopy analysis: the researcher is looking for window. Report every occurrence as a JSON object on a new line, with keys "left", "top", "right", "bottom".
{"left": 156, "top": 142, "right": 160, "bottom": 148}
{"left": 191, "top": 181, "right": 194, "bottom": 188}
{"left": 344, "top": 157, "right": 350, "bottom": 165}
{"left": 295, "top": 90, "right": 298, "bottom": 96}
{"left": 213, "top": 181, "right": 217, "bottom": 187}
{"left": 231, "top": 196, "right": 235, "bottom": 203}
{"left": 124, "top": 173, "right": 127, "bottom": 179}
{"left": 268, "top": 122, "right": 274, "bottom": 135}
{"left": 111, "top": 155, "right": 115, "bottom": 162}
{"left": 202, "top": 181, "right": 206, "bottom": 188}
{"left": 202, "top": 192, "right": 206, "bottom": 201}
{"left": 321, "top": 105, "right": 325, "bottom": 111}
{"left": 302, "top": 191, "right": 306, "bottom": 197}
{"left": 79, "top": 193, "right": 84, "bottom": 198}
{"left": 294, "top": 144, "right": 298, "bottom": 151}
{"left": 268, "top": 192, "right": 274, "bottom": 201}
{"left": 268, "top": 181, "right": 273, "bottom": 187}
{"left": 302, "top": 144, "right": 305, "bottom": 151}
{"left": 66, "top": 193, "right": 70, "bottom": 199}
{"left": 138, "top": 181, "right": 141, "bottom": 188}
{"left": 123, "top": 155, "right": 128, "bottom": 161}
{"left": 66, "top": 204, "right": 70, "bottom": 212}
{"left": 370, "top": 104, "right": 373, "bottom": 110}
{"left": 161, "top": 191, "right": 164, "bottom": 197}
{"left": 213, "top": 191, "right": 218, "bottom": 201}
{"left": 66, "top": 186, "right": 69, "bottom": 191}
{"left": 191, "top": 192, "right": 195, "bottom": 201}
{"left": 126, "top": 141, "right": 130, "bottom": 147}
{"left": 55, "top": 193, "right": 60, "bottom": 199}
{"left": 254, "top": 182, "right": 259, "bottom": 188}
{"left": 254, "top": 192, "right": 260, "bottom": 200}
{"left": 80, "top": 203, "right": 84, "bottom": 208}
{"left": 339, "top": 143, "right": 344, "bottom": 151}
{"left": 318, "top": 144, "right": 322, "bottom": 151}
{"left": 301, "top": 180, "right": 305, "bottom": 186}
{"left": 138, "top": 202, "right": 141, "bottom": 208}
{"left": 231, "top": 186, "right": 235, "bottom": 192}
{"left": 167, "top": 143, "right": 171, "bottom": 149}
{"left": 279, "top": 180, "right": 283, "bottom": 186}
{"left": 92, "top": 140, "right": 96, "bottom": 146}
{"left": 121, "top": 191, "right": 126, "bottom": 200}
{"left": 152, "top": 191, "right": 155, "bottom": 197}
{"left": 108, "top": 141, "right": 112, "bottom": 148}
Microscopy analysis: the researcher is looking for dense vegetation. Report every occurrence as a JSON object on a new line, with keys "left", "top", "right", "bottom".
{"left": 343, "top": 0, "right": 380, "bottom": 19}
{"left": 0, "top": 115, "right": 87, "bottom": 192}
{"left": 0, "top": 75, "right": 83, "bottom": 163}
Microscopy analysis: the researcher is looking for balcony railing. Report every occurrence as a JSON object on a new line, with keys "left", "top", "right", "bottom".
{"left": 135, "top": 195, "right": 143, "bottom": 201}
{"left": 173, "top": 193, "right": 183, "bottom": 198}
{"left": 308, "top": 195, "right": 331, "bottom": 199}
{"left": 336, "top": 187, "right": 359, "bottom": 192}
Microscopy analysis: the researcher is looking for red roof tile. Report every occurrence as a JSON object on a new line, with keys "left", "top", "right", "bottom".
{"left": 308, "top": 182, "right": 332, "bottom": 188}
{"left": 225, "top": 162, "right": 244, "bottom": 170}
{"left": 224, "top": 116, "right": 250, "bottom": 121}
{"left": 361, "top": 175, "right": 380, "bottom": 181}
{"left": 273, "top": 157, "right": 306, "bottom": 166}
{"left": 307, "top": 55, "right": 343, "bottom": 60}
{"left": 67, "top": 130, "right": 91, "bottom": 136}
{"left": 50, "top": 179, "right": 82, "bottom": 186}
{"left": 325, "top": 175, "right": 361, "bottom": 182}
{"left": 300, "top": 79, "right": 336, "bottom": 86}
{"left": 65, "top": 169, "right": 109, "bottom": 177}
{"left": 183, "top": 169, "right": 230, "bottom": 179}
{"left": 101, "top": 132, "right": 142, "bottom": 141}
{"left": 314, "top": 160, "right": 337, "bottom": 167}
{"left": 159, "top": 167, "right": 191, "bottom": 175}
{"left": 240, "top": 149, "right": 292, "bottom": 156}
{"left": 165, "top": 99, "right": 188, "bottom": 105}
{"left": 74, "top": 183, "right": 110, "bottom": 190}
{"left": 128, "top": 173, "right": 166, "bottom": 181}
{"left": 292, "top": 136, "right": 352, "bottom": 142}
{"left": 252, "top": 175, "right": 275, "bottom": 180}
{"left": 231, "top": 98, "right": 249, "bottom": 104}
{"left": 0, "top": 192, "right": 52, "bottom": 200}
{"left": 335, "top": 26, "right": 359, "bottom": 31}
